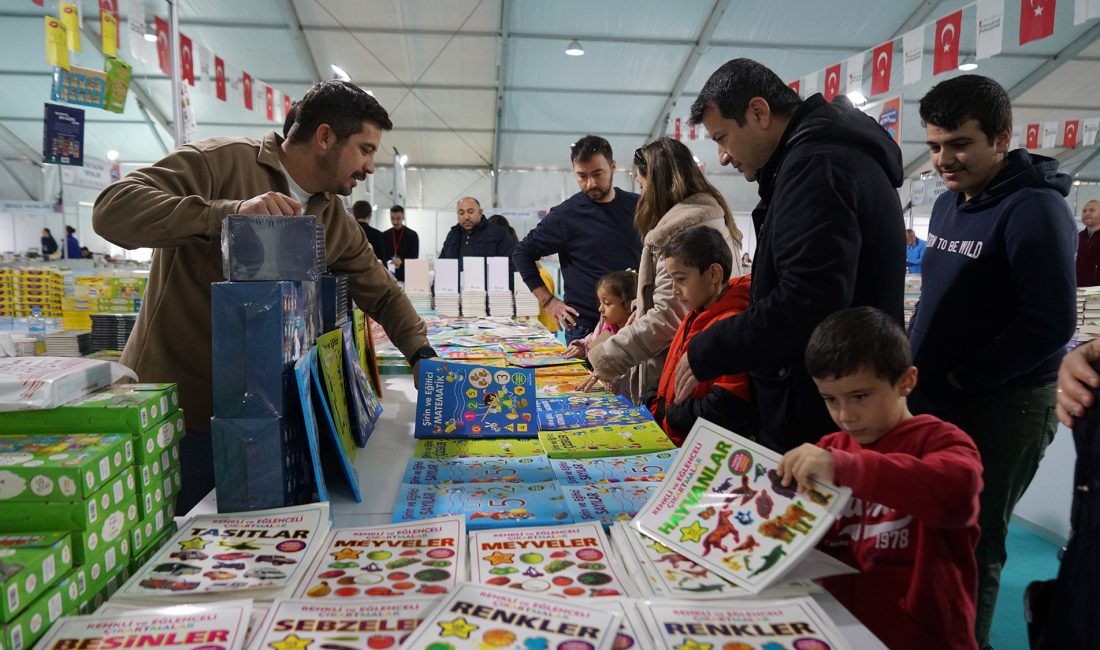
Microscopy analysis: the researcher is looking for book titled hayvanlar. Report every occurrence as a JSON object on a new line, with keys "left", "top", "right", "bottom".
{"left": 630, "top": 419, "right": 850, "bottom": 594}
{"left": 539, "top": 421, "right": 676, "bottom": 459}
{"left": 112, "top": 502, "right": 330, "bottom": 603}
{"left": 33, "top": 601, "right": 252, "bottom": 650}
{"left": 538, "top": 405, "right": 655, "bottom": 431}
{"left": 247, "top": 598, "right": 436, "bottom": 650}
{"left": 294, "top": 516, "right": 466, "bottom": 599}
{"left": 392, "top": 482, "right": 572, "bottom": 531}
{"left": 398, "top": 582, "right": 621, "bottom": 650}
{"left": 402, "top": 455, "right": 555, "bottom": 484}
{"left": 414, "top": 360, "right": 536, "bottom": 439}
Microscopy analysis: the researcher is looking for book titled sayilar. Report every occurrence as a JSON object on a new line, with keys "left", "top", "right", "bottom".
{"left": 551, "top": 450, "right": 676, "bottom": 485}
{"left": 415, "top": 360, "right": 536, "bottom": 439}
{"left": 392, "top": 482, "right": 572, "bottom": 531}
{"left": 32, "top": 601, "right": 252, "bottom": 650}
{"left": 637, "top": 596, "right": 852, "bottom": 650}
{"left": 294, "top": 515, "right": 466, "bottom": 599}
{"left": 538, "top": 405, "right": 656, "bottom": 431}
{"left": 248, "top": 598, "right": 437, "bottom": 650}
{"left": 398, "top": 582, "right": 621, "bottom": 650}
{"left": 401, "top": 455, "right": 555, "bottom": 485}
{"left": 539, "top": 421, "right": 676, "bottom": 459}
{"left": 630, "top": 419, "right": 850, "bottom": 594}
{"left": 112, "top": 502, "right": 330, "bottom": 603}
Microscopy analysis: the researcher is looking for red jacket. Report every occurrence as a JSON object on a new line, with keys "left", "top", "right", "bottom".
{"left": 651, "top": 276, "right": 752, "bottom": 444}
{"left": 817, "top": 414, "right": 982, "bottom": 650}
{"left": 1078, "top": 229, "right": 1100, "bottom": 287}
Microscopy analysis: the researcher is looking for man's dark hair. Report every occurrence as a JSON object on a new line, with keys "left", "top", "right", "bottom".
{"left": 487, "top": 214, "right": 519, "bottom": 244}
{"left": 65, "top": 225, "right": 75, "bottom": 235}
{"left": 351, "top": 200, "right": 372, "bottom": 219}
{"left": 569, "top": 135, "right": 613, "bottom": 164}
{"left": 287, "top": 80, "right": 393, "bottom": 145}
{"left": 282, "top": 101, "right": 298, "bottom": 138}
{"left": 662, "top": 225, "right": 733, "bottom": 282}
{"left": 689, "top": 59, "right": 802, "bottom": 126}
{"left": 390, "top": 205, "right": 405, "bottom": 214}
{"left": 918, "top": 74, "right": 1011, "bottom": 143}
{"left": 805, "top": 307, "right": 912, "bottom": 384}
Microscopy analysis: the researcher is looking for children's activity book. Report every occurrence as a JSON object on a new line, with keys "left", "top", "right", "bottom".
{"left": 538, "top": 421, "right": 676, "bottom": 459}
{"left": 537, "top": 405, "right": 655, "bottom": 431}
{"left": 246, "top": 597, "right": 437, "bottom": 650}
{"left": 413, "top": 437, "right": 545, "bottom": 459}
{"left": 414, "top": 360, "right": 536, "bottom": 439}
{"left": 32, "top": 602, "right": 253, "bottom": 650}
{"left": 392, "top": 482, "right": 572, "bottom": 531}
{"left": 535, "top": 394, "right": 631, "bottom": 413}
{"left": 402, "top": 455, "right": 556, "bottom": 484}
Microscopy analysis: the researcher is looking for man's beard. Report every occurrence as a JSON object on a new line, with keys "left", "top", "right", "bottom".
{"left": 317, "top": 146, "right": 351, "bottom": 195}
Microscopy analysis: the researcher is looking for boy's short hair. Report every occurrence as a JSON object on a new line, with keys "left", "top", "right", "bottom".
{"left": 662, "top": 225, "right": 733, "bottom": 282}
{"left": 805, "top": 307, "right": 912, "bottom": 384}
{"left": 918, "top": 74, "right": 1011, "bottom": 144}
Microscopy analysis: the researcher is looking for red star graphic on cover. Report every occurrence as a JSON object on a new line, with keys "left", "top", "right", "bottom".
{"left": 1064, "top": 120, "right": 1079, "bottom": 149}
{"left": 788, "top": 79, "right": 800, "bottom": 96}
{"left": 154, "top": 16, "right": 170, "bottom": 75}
{"left": 284, "top": 94, "right": 292, "bottom": 117}
{"left": 266, "top": 86, "right": 275, "bottom": 121}
{"left": 1026, "top": 123, "right": 1040, "bottom": 149}
{"left": 98, "top": 0, "right": 119, "bottom": 48}
{"left": 214, "top": 56, "right": 226, "bottom": 100}
{"left": 180, "top": 33, "right": 194, "bottom": 85}
{"left": 871, "top": 41, "right": 893, "bottom": 96}
{"left": 1020, "top": 0, "right": 1057, "bottom": 45}
{"left": 243, "top": 72, "right": 253, "bottom": 110}
{"left": 823, "top": 64, "right": 841, "bottom": 102}
{"left": 934, "top": 10, "right": 962, "bottom": 75}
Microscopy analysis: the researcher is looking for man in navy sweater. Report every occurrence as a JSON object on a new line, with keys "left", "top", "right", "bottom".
{"left": 910, "top": 75, "right": 1076, "bottom": 649}
{"left": 512, "top": 135, "right": 642, "bottom": 343}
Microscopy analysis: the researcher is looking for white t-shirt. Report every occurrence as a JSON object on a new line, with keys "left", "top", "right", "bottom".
{"left": 278, "top": 158, "right": 312, "bottom": 211}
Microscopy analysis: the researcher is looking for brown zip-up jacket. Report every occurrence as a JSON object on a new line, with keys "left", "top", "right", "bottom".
{"left": 93, "top": 131, "right": 429, "bottom": 432}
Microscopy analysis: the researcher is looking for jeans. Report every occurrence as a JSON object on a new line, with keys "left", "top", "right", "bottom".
{"left": 935, "top": 383, "right": 1057, "bottom": 647}
{"left": 175, "top": 429, "right": 215, "bottom": 515}
{"left": 564, "top": 321, "right": 594, "bottom": 345}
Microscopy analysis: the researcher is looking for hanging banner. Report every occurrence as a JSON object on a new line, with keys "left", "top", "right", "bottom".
{"left": 283, "top": 93, "right": 293, "bottom": 119}
{"left": 180, "top": 33, "right": 194, "bottom": 85}
{"left": 242, "top": 71, "right": 254, "bottom": 110}
{"left": 253, "top": 79, "right": 266, "bottom": 116}
{"left": 154, "top": 16, "right": 170, "bottom": 75}
{"left": 59, "top": 3, "right": 80, "bottom": 52}
{"left": 125, "top": 0, "right": 145, "bottom": 63}
{"left": 871, "top": 41, "right": 893, "bottom": 96}
{"left": 197, "top": 45, "right": 211, "bottom": 94}
{"left": 100, "top": 11, "right": 118, "bottom": 58}
{"left": 934, "top": 10, "right": 962, "bottom": 75}
{"left": 1064, "top": 120, "right": 1080, "bottom": 148}
{"left": 42, "top": 103, "right": 84, "bottom": 166}
{"left": 214, "top": 55, "right": 226, "bottom": 101}
{"left": 1026, "top": 123, "right": 1040, "bottom": 149}
{"left": 180, "top": 83, "right": 197, "bottom": 143}
{"left": 1042, "top": 121, "right": 1058, "bottom": 149}
{"left": 60, "top": 156, "right": 114, "bottom": 189}
{"left": 1020, "top": 0, "right": 1057, "bottom": 45}
{"left": 1084, "top": 118, "right": 1100, "bottom": 146}
{"left": 1009, "top": 126, "right": 1022, "bottom": 150}
{"left": 977, "top": 0, "right": 1005, "bottom": 59}
{"left": 1077, "top": 0, "right": 1100, "bottom": 24}
{"left": 878, "top": 96, "right": 902, "bottom": 144}
{"left": 0, "top": 201, "right": 57, "bottom": 215}
{"left": 44, "top": 16, "right": 70, "bottom": 71}
{"left": 265, "top": 85, "right": 275, "bottom": 122}
{"left": 903, "top": 27, "right": 924, "bottom": 86}
{"left": 845, "top": 51, "right": 864, "bottom": 95}
{"left": 98, "top": 0, "right": 120, "bottom": 49}
{"left": 787, "top": 79, "right": 801, "bottom": 97}
{"left": 224, "top": 63, "right": 241, "bottom": 109}
{"left": 802, "top": 71, "right": 818, "bottom": 97}
{"left": 823, "top": 64, "right": 841, "bottom": 102}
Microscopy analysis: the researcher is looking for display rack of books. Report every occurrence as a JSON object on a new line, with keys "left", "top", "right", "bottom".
{"left": 0, "top": 268, "right": 63, "bottom": 320}
{"left": 1076, "top": 286, "right": 1100, "bottom": 341}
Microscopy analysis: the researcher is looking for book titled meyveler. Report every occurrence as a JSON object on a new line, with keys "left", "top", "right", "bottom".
{"left": 538, "top": 421, "right": 676, "bottom": 459}
{"left": 414, "top": 360, "right": 536, "bottom": 439}
{"left": 630, "top": 419, "right": 851, "bottom": 594}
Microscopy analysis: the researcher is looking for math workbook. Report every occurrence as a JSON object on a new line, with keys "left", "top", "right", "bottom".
{"left": 414, "top": 360, "right": 536, "bottom": 439}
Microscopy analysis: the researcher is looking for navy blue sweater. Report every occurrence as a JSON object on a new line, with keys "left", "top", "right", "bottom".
{"left": 909, "top": 149, "right": 1077, "bottom": 408}
{"left": 512, "top": 189, "right": 641, "bottom": 327}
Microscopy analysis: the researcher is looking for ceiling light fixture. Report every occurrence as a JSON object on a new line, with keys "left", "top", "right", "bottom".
{"left": 330, "top": 64, "right": 351, "bottom": 82}
{"left": 564, "top": 39, "right": 584, "bottom": 56}
{"left": 106, "top": 149, "right": 119, "bottom": 161}
{"left": 846, "top": 91, "right": 867, "bottom": 106}
{"left": 958, "top": 56, "right": 978, "bottom": 71}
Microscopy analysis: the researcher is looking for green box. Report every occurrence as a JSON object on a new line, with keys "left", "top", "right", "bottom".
{"left": 0, "top": 434, "right": 132, "bottom": 502}
{"left": 133, "top": 411, "right": 185, "bottom": 465}
{"left": 74, "top": 565, "right": 130, "bottom": 616}
{"left": 0, "top": 534, "right": 72, "bottom": 623}
{"left": 0, "top": 469, "right": 136, "bottom": 534}
{"left": 0, "top": 569, "right": 81, "bottom": 650}
{"left": 130, "top": 520, "right": 176, "bottom": 574}
{"left": 0, "top": 384, "right": 179, "bottom": 435}
{"left": 73, "top": 533, "right": 131, "bottom": 599}
{"left": 130, "top": 500, "right": 174, "bottom": 555}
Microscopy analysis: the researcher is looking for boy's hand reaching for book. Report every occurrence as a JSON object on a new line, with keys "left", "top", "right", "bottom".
{"left": 563, "top": 341, "right": 586, "bottom": 359}
{"left": 777, "top": 444, "right": 834, "bottom": 493}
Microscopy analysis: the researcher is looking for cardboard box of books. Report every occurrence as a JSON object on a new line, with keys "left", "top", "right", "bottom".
{"left": 0, "top": 383, "right": 179, "bottom": 434}
{"left": 0, "top": 534, "right": 72, "bottom": 623}
{"left": 0, "top": 569, "right": 82, "bottom": 650}
{"left": 0, "top": 433, "right": 132, "bottom": 502}
{"left": 0, "top": 467, "right": 136, "bottom": 535}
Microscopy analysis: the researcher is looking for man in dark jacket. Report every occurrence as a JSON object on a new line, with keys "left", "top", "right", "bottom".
{"left": 381, "top": 205, "right": 419, "bottom": 282}
{"left": 1076, "top": 199, "right": 1100, "bottom": 287}
{"left": 439, "top": 197, "right": 514, "bottom": 268}
{"left": 909, "top": 75, "right": 1076, "bottom": 648}
{"left": 352, "top": 200, "right": 385, "bottom": 257}
{"left": 672, "top": 58, "right": 905, "bottom": 452}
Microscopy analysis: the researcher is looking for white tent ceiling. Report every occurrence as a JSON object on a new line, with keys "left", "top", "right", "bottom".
{"left": 2, "top": 0, "right": 1100, "bottom": 206}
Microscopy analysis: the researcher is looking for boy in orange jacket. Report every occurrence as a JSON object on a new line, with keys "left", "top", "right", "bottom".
{"left": 651, "top": 225, "right": 755, "bottom": 444}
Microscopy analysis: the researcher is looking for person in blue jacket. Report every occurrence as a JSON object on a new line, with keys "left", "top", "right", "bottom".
{"left": 62, "top": 225, "right": 81, "bottom": 259}
{"left": 908, "top": 74, "right": 1077, "bottom": 649}
{"left": 905, "top": 228, "right": 926, "bottom": 274}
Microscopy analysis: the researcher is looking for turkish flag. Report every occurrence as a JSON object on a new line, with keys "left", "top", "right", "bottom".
{"left": 265, "top": 86, "right": 274, "bottom": 121}
{"left": 98, "top": 0, "right": 119, "bottom": 49}
{"left": 788, "top": 79, "right": 801, "bottom": 96}
{"left": 179, "top": 34, "right": 194, "bottom": 85}
{"left": 934, "top": 10, "right": 962, "bottom": 75}
{"left": 1064, "top": 120, "right": 1080, "bottom": 148}
{"left": 823, "top": 64, "right": 841, "bottom": 102}
{"left": 1026, "top": 123, "right": 1040, "bottom": 149}
{"left": 1020, "top": 0, "right": 1057, "bottom": 45}
{"left": 871, "top": 41, "right": 893, "bottom": 96}
{"left": 242, "top": 72, "right": 253, "bottom": 110}
{"left": 214, "top": 56, "right": 226, "bottom": 100}
{"left": 154, "top": 16, "right": 170, "bottom": 75}
{"left": 283, "top": 94, "right": 292, "bottom": 117}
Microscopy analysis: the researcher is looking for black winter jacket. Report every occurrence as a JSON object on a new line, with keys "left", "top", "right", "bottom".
{"left": 439, "top": 219, "right": 515, "bottom": 269}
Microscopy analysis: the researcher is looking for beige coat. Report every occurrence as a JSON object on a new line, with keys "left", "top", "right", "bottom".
{"left": 93, "top": 132, "right": 429, "bottom": 432}
{"left": 588, "top": 193, "right": 743, "bottom": 404}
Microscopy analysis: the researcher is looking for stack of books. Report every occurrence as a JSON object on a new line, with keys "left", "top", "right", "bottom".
{"left": 461, "top": 256, "right": 488, "bottom": 318}
{"left": 403, "top": 258, "right": 432, "bottom": 312}
{"left": 434, "top": 259, "right": 462, "bottom": 316}
{"left": 514, "top": 272, "right": 541, "bottom": 316}
{"left": 1077, "top": 286, "right": 1100, "bottom": 339}
{"left": 45, "top": 329, "right": 92, "bottom": 356}
{"left": 90, "top": 313, "right": 137, "bottom": 352}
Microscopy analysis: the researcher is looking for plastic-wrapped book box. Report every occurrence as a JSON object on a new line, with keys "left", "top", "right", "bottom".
{"left": 221, "top": 214, "right": 324, "bottom": 282}
{"left": 0, "top": 357, "right": 133, "bottom": 412}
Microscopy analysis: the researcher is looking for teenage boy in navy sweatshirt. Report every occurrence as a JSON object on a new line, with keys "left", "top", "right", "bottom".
{"left": 909, "top": 75, "right": 1077, "bottom": 648}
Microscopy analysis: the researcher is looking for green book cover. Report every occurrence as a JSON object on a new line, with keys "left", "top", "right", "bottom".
{"left": 414, "top": 438, "right": 546, "bottom": 459}
{"left": 538, "top": 421, "right": 676, "bottom": 459}
{"left": 0, "top": 434, "right": 132, "bottom": 502}
{"left": 0, "top": 383, "right": 179, "bottom": 434}
{"left": 0, "top": 569, "right": 82, "bottom": 650}
{"left": 0, "top": 533, "right": 72, "bottom": 623}
{"left": 316, "top": 329, "right": 356, "bottom": 460}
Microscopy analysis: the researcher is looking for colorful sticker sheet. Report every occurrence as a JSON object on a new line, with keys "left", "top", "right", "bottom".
{"left": 538, "top": 405, "right": 656, "bottom": 431}
{"left": 468, "top": 522, "right": 634, "bottom": 598}
{"left": 413, "top": 438, "right": 546, "bottom": 460}
{"left": 392, "top": 482, "right": 572, "bottom": 531}
{"left": 630, "top": 420, "right": 850, "bottom": 594}
{"left": 637, "top": 596, "right": 853, "bottom": 650}
{"left": 399, "top": 583, "right": 620, "bottom": 650}
{"left": 538, "top": 421, "right": 676, "bottom": 459}
{"left": 248, "top": 598, "right": 436, "bottom": 650}
{"left": 33, "top": 602, "right": 252, "bottom": 650}
{"left": 294, "top": 517, "right": 466, "bottom": 600}
{"left": 414, "top": 360, "right": 536, "bottom": 439}
{"left": 402, "top": 455, "right": 556, "bottom": 484}
{"left": 550, "top": 451, "right": 676, "bottom": 485}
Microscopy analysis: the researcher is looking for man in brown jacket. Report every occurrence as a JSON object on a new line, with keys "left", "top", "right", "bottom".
{"left": 93, "top": 81, "right": 435, "bottom": 512}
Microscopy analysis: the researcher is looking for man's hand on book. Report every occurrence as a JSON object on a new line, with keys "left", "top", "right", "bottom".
{"left": 776, "top": 444, "right": 834, "bottom": 493}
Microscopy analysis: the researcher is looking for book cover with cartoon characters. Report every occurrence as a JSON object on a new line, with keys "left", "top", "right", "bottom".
{"left": 247, "top": 598, "right": 436, "bottom": 650}
{"left": 561, "top": 481, "right": 660, "bottom": 528}
{"left": 536, "top": 394, "right": 631, "bottom": 413}
{"left": 398, "top": 583, "right": 621, "bottom": 650}
{"left": 413, "top": 438, "right": 546, "bottom": 460}
{"left": 630, "top": 419, "right": 851, "bottom": 594}
{"left": 637, "top": 596, "right": 852, "bottom": 650}
{"left": 391, "top": 482, "right": 572, "bottom": 531}
{"left": 468, "top": 522, "right": 635, "bottom": 598}
{"left": 538, "top": 421, "right": 676, "bottom": 459}
{"left": 293, "top": 516, "right": 466, "bottom": 600}
{"left": 538, "top": 405, "right": 656, "bottom": 431}
{"left": 414, "top": 360, "right": 536, "bottom": 439}
{"left": 504, "top": 351, "right": 584, "bottom": 368}
{"left": 550, "top": 451, "right": 676, "bottom": 485}
{"left": 402, "top": 456, "right": 555, "bottom": 485}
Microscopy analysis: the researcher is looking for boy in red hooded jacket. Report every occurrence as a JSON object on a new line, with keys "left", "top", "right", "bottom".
{"left": 651, "top": 225, "right": 755, "bottom": 444}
